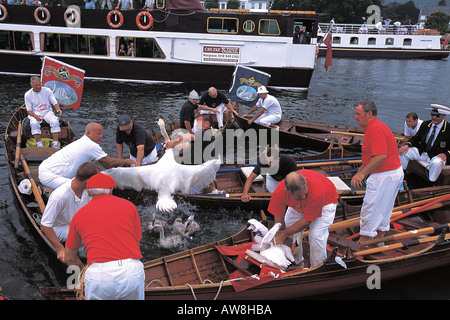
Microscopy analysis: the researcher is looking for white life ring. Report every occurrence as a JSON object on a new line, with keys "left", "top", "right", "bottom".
{"left": 64, "top": 8, "right": 81, "bottom": 28}
{"left": 0, "top": 4, "right": 8, "bottom": 23}
{"left": 34, "top": 7, "right": 51, "bottom": 25}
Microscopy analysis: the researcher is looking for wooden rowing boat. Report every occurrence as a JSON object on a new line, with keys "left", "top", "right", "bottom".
{"left": 233, "top": 113, "right": 403, "bottom": 152}
{"left": 3, "top": 106, "right": 77, "bottom": 263}
{"left": 39, "top": 195, "right": 450, "bottom": 300}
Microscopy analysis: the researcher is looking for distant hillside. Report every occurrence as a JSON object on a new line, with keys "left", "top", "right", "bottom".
{"left": 384, "top": 0, "right": 446, "bottom": 8}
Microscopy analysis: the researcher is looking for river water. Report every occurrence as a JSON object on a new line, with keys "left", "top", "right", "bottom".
{"left": 0, "top": 57, "right": 449, "bottom": 300}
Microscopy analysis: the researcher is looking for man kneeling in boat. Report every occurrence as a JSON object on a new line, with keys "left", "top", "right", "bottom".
{"left": 268, "top": 170, "right": 338, "bottom": 268}
{"left": 241, "top": 147, "right": 297, "bottom": 202}
{"left": 38, "top": 122, "right": 135, "bottom": 190}
{"left": 243, "top": 86, "right": 282, "bottom": 129}
{"left": 24, "top": 76, "right": 62, "bottom": 149}
{"left": 198, "top": 87, "right": 238, "bottom": 130}
{"left": 399, "top": 104, "right": 450, "bottom": 182}
{"left": 40, "top": 162, "right": 99, "bottom": 263}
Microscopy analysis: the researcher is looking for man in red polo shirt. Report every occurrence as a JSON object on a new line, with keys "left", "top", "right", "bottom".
{"left": 64, "top": 173, "right": 144, "bottom": 300}
{"left": 268, "top": 170, "right": 338, "bottom": 267}
{"left": 351, "top": 100, "right": 404, "bottom": 243}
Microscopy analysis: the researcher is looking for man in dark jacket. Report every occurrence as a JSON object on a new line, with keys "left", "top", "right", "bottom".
{"left": 399, "top": 104, "right": 450, "bottom": 182}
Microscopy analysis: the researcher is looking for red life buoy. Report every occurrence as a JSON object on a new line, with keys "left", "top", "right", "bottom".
{"left": 34, "top": 7, "right": 51, "bottom": 25}
{"left": 0, "top": 4, "right": 8, "bottom": 23}
{"left": 107, "top": 10, "right": 124, "bottom": 29}
{"left": 136, "top": 11, "right": 153, "bottom": 30}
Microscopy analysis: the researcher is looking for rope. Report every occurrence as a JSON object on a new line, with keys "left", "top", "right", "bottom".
{"left": 185, "top": 283, "right": 197, "bottom": 300}
{"left": 76, "top": 264, "right": 90, "bottom": 300}
{"left": 145, "top": 279, "right": 166, "bottom": 288}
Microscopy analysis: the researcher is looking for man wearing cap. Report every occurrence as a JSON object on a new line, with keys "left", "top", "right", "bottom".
{"left": 243, "top": 86, "right": 282, "bottom": 128}
{"left": 64, "top": 173, "right": 145, "bottom": 300}
{"left": 39, "top": 122, "right": 135, "bottom": 190}
{"left": 399, "top": 104, "right": 450, "bottom": 182}
{"left": 41, "top": 162, "right": 99, "bottom": 263}
{"left": 351, "top": 100, "right": 404, "bottom": 243}
{"left": 198, "top": 87, "right": 238, "bottom": 130}
{"left": 116, "top": 115, "right": 157, "bottom": 166}
{"left": 179, "top": 90, "right": 220, "bottom": 134}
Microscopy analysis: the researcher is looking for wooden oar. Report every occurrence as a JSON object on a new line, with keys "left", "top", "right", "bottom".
{"left": 303, "top": 195, "right": 450, "bottom": 237}
{"left": 354, "top": 233, "right": 450, "bottom": 256}
{"left": 14, "top": 121, "right": 22, "bottom": 168}
{"left": 20, "top": 154, "right": 46, "bottom": 213}
{"left": 346, "top": 193, "right": 450, "bottom": 240}
{"left": 297, "top": 159, "right": 362, "bottom": 167}
{"left": 360, "top": 223, "right": 450, "bottom": 246}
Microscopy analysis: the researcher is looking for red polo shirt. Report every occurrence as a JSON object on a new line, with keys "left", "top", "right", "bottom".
{"left": 268, "top": 170, "right": 338, "bottom": 221}
{"left": 362, "top": 118, "right": 401, "bottom": 173}
{"left": 66, "top": 195, "right": 143, "bottom": 264}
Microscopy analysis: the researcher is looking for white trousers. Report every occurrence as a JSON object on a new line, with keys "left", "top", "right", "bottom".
{"left": 284, "top": 203, "right": 337, "bottom": 267}
{"left": 84, "top": 259, "right": 145, "bottom": 300}
{"left": 400, "top": 147, "right": 445, "bottom": 182}
{"left": 130, "top": 146, "right": 158, "bottom": 165}
{"left": 360, "top": 166, "right": 404, "bottom": 238}
{"left": 199, "top": 103, "right": 226, "bottom": 128}
{"left": 38, "top": 166, "right": 70, "bottom": 190}
{"left": 265, "top": 174, "right": 279, "bottom": 193}
{"left": 254, "top": 113, "right": 281, "bottom": 127}
{"left": 28, "top": 112, "right": 60, "bottom": 136}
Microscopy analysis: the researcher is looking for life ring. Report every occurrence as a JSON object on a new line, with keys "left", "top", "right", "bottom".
{"left": 64, "top": 8, "right": 81, "bottom": 28}
{"left": 107, "top": 10, "right": 123, "bottom": 29}
{"left": 136, "top": 11, "right": 153, "bottom": 30}
{"left": 0, "top": 5, "right": 8, "bottom": 23}
{"left": 34, "top": 7, "right": 51, "bottom": 25}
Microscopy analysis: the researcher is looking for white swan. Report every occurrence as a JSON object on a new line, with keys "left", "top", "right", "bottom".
{"left": 103, "top": 148, "right": 221, "bottom": 212}
{"left": 154, "top": 224, "right": 182, "bottom": 250}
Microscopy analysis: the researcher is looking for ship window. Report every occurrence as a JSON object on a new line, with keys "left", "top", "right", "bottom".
{"left": 243, "top": 20, "right": 255, "bottom": 33}
{"left": 259, "top": 19, "right": 280, "bottom": 35}
{"left": 207, "top": 18, "right": 238, "bottom": 34}
{"left": 0, "top": 30, "right": 33, "bottom": 51}
{"left": 403, "top": 38, "right": 412, "bottom": 46}
{"left": 155, "top": 0, "right": 164, "bottom": 9}
{"left": 41, "top": 33, "right": 107, "bottom": 55}
{"left": 332, "top": 36, "right": 341, "bottom": 44}
{"left": 117, "top": 37, "right": 165, "bottom": 59}
{"left": 385, "top": 38, "right": 394, "bottom": 45}
{"left": 367, "top": 37, "right": 376, "bottom": 45}
{"left": 350, "top": 37, "right": 359, "bottom": 45}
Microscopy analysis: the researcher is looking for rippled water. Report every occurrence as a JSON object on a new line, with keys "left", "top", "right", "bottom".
{"left": 0, "top": 57, "right": 449, "bottom": 300}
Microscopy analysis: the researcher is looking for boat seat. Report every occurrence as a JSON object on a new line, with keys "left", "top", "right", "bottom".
{"left": 240, "top": 166, "right": 264, "bottom": 182}
{"left": 20, "top": 147, "right": 58, "bottom": 164}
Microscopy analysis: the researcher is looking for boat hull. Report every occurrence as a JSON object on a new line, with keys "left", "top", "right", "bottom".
{"left": 318, "top": 47, "right": 450, "bottom": 60}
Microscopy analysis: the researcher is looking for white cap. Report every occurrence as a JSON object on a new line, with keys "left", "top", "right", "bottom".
{"left": 257, "top": 86, "right": 269, "bottom": 94}
{"left": 189, "top": 90, "right": 199, "bottom": 99}
{"left": 18, "top": 179, "right": 32, "bottom": 195}
{"left": 427, "top": 104, "right": 450, "bottom": 115}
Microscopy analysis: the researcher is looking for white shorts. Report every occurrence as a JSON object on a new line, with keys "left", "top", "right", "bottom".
{"left": 84, "top": 258, "right": 145, "bottom": 300}
{"left": 38, "top": 165, "right": 70, "bottom": 190}
{"left": 130, "top": 146, "right": 158, "bottom": 165}
{"left": 254, "top": 113, "right": 281, "bottom": 127}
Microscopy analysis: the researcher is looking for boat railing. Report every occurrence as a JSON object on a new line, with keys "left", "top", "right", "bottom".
{"left": 318, "top": 23, "right": 439, "bottom": 36}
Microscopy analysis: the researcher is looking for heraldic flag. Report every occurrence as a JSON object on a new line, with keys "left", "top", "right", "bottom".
{"left": 40, "top": 56, "right": 85, "bottom": 109}
{"left": 228, "top": 66, "right": 271, "bottom": 106}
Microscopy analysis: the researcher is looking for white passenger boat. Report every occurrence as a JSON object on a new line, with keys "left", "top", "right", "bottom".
{"left": 317, "top": 22, "right": 449, "bottom": 59}
{"left": 0, "top": 1, "right": 320, "bottom": 88}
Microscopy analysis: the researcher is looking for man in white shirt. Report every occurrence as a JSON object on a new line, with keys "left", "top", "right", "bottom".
{"left": 41, "top": 162, "right": 99, "bottom": 263}
{"left": 403, "top": 112, "right": 423, "bottom": 143}
{"left": 38, "top": 122, "right": 135, "bottom": 190}
{"left": 25, "top": 76, "right": 62, "bottom": 148}
{"left": 243, "top": 86, "right": 282, "bottom": 128}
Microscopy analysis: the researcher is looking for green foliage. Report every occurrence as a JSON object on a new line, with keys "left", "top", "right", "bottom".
{"left": 425, "top": 11, "right": 450, "bottom": 34}
{"left": 227, "top": 0, "right": 241, "bottom": 9}
{"left": 204, "top": 0, "right": 219, "bottom": 9}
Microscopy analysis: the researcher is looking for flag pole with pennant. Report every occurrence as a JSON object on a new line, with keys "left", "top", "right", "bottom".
{"left": 40, "top": 56, "right": 85, "bottom": 109}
